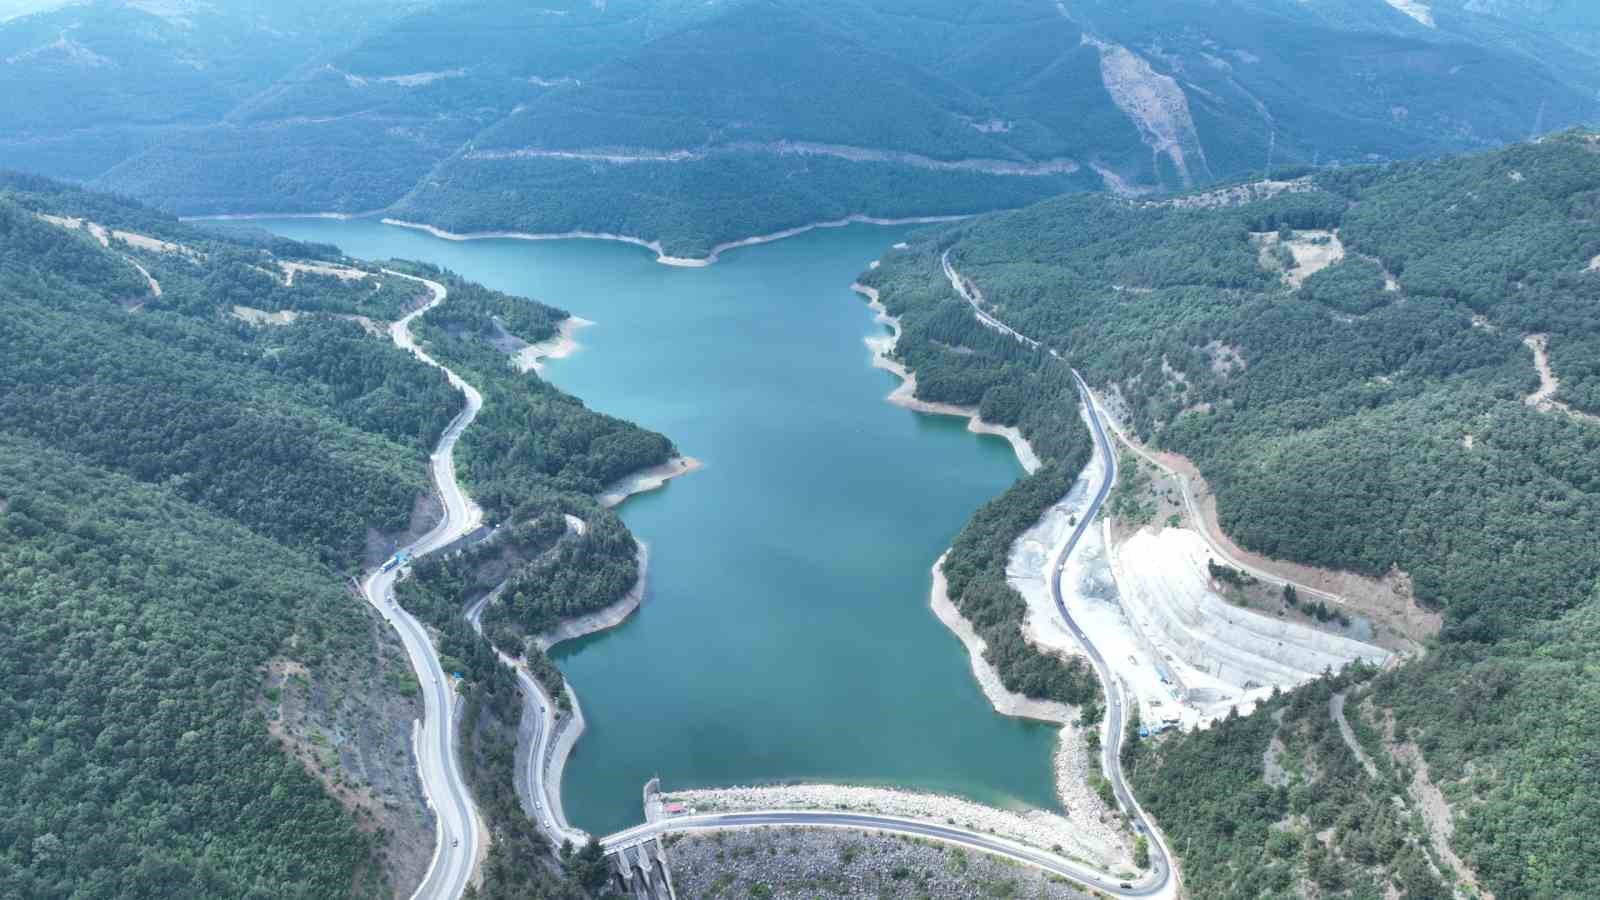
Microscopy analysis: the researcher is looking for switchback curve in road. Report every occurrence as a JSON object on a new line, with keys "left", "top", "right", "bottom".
{"left": 465, "top": 589, "right": 588, "bottom": 846}
{"left": 358, "top": 269, "right": 487, "bottom": 900}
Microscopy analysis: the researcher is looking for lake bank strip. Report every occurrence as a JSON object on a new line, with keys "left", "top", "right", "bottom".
{"left": 853, "top": 279, "right": 1057, "bottom": 716}
{"left": 378, "top": 235, "right": 1118, "bottom": 867}
{"left": 524, "top": 277, "right": 1126, "bottom": 869}
{"left": 182, "top": 210, "right": 970, "bottom": 267}
{"left": 517, "top": 316, "right": 594, "bottom": 375}
{"left": 528, "top": 456, "right": 704, "bottom": 652}
{"left": 852, "top": 283, "right": 1040, "bottom": 472}
{"left": 851, "top": 280, "right": 1133, "bottom": 866}
{"left": 381, "top": 216, "right": 971, "bottom": 267}
{"left": 443, "top": 306, "right": 695, "bottom": 845}
{"left": 504, "top": 454, "right": 701, "bottom": 844}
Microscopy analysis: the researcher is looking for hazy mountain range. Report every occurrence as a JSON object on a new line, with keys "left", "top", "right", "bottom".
{"left": 4, "top": 0, "right": 1598, "bottom": 254}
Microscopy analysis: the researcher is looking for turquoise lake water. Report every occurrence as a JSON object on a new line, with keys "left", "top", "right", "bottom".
{"left": 260, "top": 219, "right": 1059, "bottom": 835}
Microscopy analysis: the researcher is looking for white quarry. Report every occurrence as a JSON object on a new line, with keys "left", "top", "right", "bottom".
{"left": 1005, "top": 408, "right": 1389, "bottom": 734}
{"left": 1108, "top": 527, "right": 1389, "bottom": 726}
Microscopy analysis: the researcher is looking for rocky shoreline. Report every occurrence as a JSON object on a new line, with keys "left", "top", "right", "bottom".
{"left": 531, "top": 543, "right": 650, "bottom": 651}
{"left": 516, "top": 315, "right": 593, "bottom": 374}
{"left": 853, "top": 283, "right": 1040, "bottom": 472}
{"left": 383, "top": 214, "right": 968, "bottom": 268}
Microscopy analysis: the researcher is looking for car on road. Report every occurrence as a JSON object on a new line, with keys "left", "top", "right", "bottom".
{"left": 452, "top": 838, "right": 460, "bottom": 848}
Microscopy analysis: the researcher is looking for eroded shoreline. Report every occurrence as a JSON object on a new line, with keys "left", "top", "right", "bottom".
{"left": 852, "top": 283, "right": 1040, "bottom": 472}
{"left": 199, "top": 212, "right": 968, "bottom": 268}
{"left": 517, "top": 315, "right": 594, "bottom": 374}
{"left": 597, "top": 456, "right": 703, "bottom": 508}
{"left": 533, "top": 543, "right": 650, "bottom": 652}
{"left": 929, "top": 552, "right": 1073, "bottom": 724}
{"left": 183, "top": 209, "right": 386, "bottom": 223}
{"left": 383, "top": 215, "right": 969, "bottom": 268}
{"left": 510, "top": 455, "right": 700, "bottom": 845}
{"left": 539, "top": 453, "right": 707, "bottom": 650}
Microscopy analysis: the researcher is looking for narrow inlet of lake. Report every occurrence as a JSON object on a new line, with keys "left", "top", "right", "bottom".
{"left": 261, "top": 219, "right": 1060, "bottom": 835}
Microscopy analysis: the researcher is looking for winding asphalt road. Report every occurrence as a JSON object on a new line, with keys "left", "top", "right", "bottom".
{"left": 464, "top": 590, "right": 587, "bottom": 845}
{"left": 347, "top": 253, "right": 1170, "bottom": 897}
{"left": 1049, "top": 371, "right": 1175, "bottom": 896}
{"left": 358, "top": 270, "right": 486, "bottom": 900}
{"left": 946, "top": 252, "right": 1178, "bottom": 896}
{"left": 946, "top": 246, "right": 1341, "bottom": 609}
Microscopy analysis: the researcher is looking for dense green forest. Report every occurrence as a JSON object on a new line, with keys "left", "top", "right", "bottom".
{"left": 392, "top": 507, "right": 629, "bottom": 897}
{"left": 390, "top": 151, "right": 1088, "bottom": 259}
{"left": 943, "top": 464, "right": 1100, "bottom": 710}
{"left": 387, "top": 262, "right": 669, "bottom": 654}
{"left": 0, "top": 176, "right": 655, "bottom": 897}
{"left": 0, "top": 178, "right": 442, "bottom": 897}
{"left": 862, "top": 243, "right": 1103, "bottom": 710}
{"left": 863, "top": 132, "right": 1600, "bottom": 897}
{"left": 6, "top": 0, "right": 1597, "bottom": 254}
{"left": 1130, "top": 669, "right": 1455, "bottom": 899}
{"left": 403, "top": 266, "right": 675, "bottom": 517}
{"left": 400, "top": 499, "right": 643, "bottom": 663}
{"left": 390, "top": 262, "right": 670, "bottom": 646}
{"left": 0, "top": 439, "right": 388, "bottom": 899}
{"left": 0, "top": 178, "right": 452, "bottom": 563}
{"left": 386, "top": 259, "right": 675, "bottom": 897}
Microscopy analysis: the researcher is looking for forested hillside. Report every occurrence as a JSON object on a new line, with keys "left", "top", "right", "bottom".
{"left": 2, "top": 0, "right": 1596, "bottom": 256}
{"left": 0, "top": 177, "right": 442, "bottom": 897}
{"left": 861, "top": 132, "right": 1600, "bottom": 897}
{"left": 0, "top": 0, "right": 414, "bottom": 180}
{"left": 0, "top": 440, "right": 391, "bottom": 898}
{"left": 386, "top": 265, "right": 675, "bottom": 899}
{"left": 392, "top": 261, "right": 673, "bottom": 647}
{"left": 0, "top": 176, "right": 658, "bottom": 897}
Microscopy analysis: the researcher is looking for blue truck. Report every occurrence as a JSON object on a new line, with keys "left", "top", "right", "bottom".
{"left": 380, "top": 550, "right": 412, "bottom": 573}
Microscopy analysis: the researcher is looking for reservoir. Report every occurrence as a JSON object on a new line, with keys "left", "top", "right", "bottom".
{"left": 260, "top": 219, "right": 1059, "bottom": 835}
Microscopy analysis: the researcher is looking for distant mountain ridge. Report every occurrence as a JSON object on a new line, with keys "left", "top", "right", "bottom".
{"left": 2, "top": 0, "right": 1597, "bottom": 255}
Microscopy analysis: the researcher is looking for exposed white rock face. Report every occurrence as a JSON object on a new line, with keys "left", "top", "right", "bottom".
{"left": 1112, "top": 528, "right": 1389, "bottom": 693}
{"left": 1385, "top": 0, "right": 1436, "bottom": 28}
{"left": 1082, "top": 35, "right": 1210, "bottom": 187}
